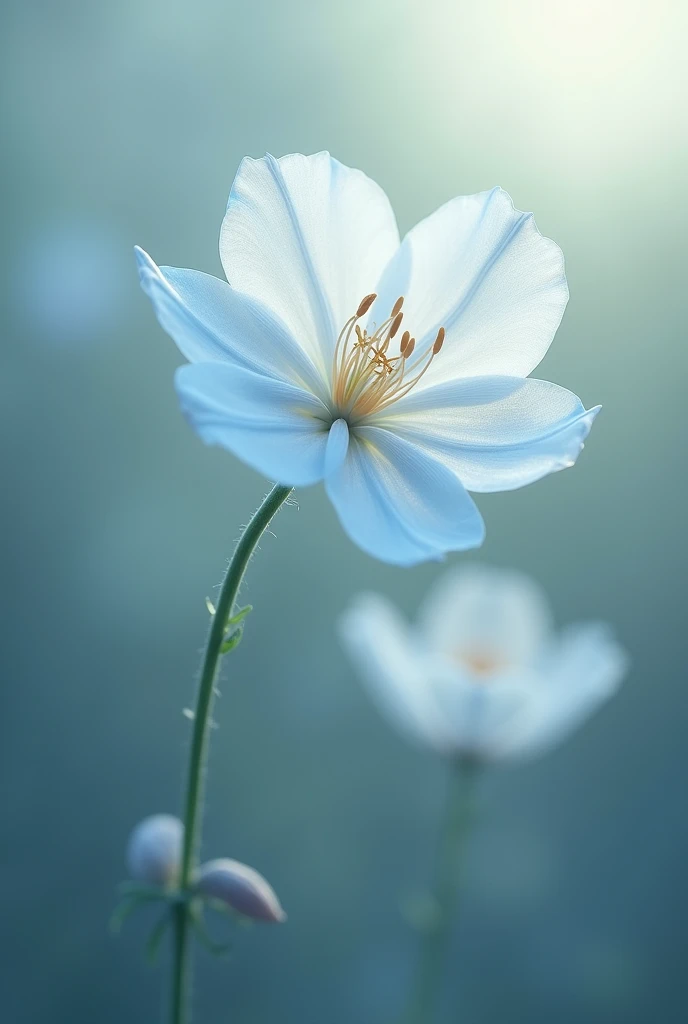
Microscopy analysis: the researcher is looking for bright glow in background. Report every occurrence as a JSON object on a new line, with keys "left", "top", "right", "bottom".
{"left": 1, "top": 1, "right": 686, "bottom": 1022}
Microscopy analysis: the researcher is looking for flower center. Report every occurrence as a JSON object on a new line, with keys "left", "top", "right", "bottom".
{"left": 331, "top": 293, "right": 445, "bottom": 422}
{"left": 453, "top": 646, "right": 505, "bottom": 679}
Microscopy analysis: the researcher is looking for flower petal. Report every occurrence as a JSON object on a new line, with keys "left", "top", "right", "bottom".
{"left": 175, "top": 362, "right": 331, "bottom": 486}
{"left": 219, "top": 153, "right": 400, "bottom": 376}
{"left": 377, "top": 377, "right": 599, "bottom": 492}
{"left": 417, "top": 564, "right": 553, "bottom": 668}
{"left": 325, "top": 426, "right": 485, "bottom": 566}
{"left": 325, "top": 417, "right": 350, "bottom": 477}
{"left": 136, "top": 247, "right": 326, "bottom": 396}
{"left": 491, "top": 624, "right": 628, "bottom": 759}
{"left": 428, "top": 673, "right": 541, "bottom": 757}
{"left": 369, "top": 188, "right": 568, "bottom": 384}
{"left": 339, "top": 593, "right": 454, "bottom": 750}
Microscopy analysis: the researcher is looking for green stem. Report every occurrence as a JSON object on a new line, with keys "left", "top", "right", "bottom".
{"left": 404, "top": 756, "right": 479, "bottom": 1024}
{"left": 170, "top": 483, "right": 293, "bottom": 1024}
{"left": 170, "top": 902, "right": 190, "bottom": 1023}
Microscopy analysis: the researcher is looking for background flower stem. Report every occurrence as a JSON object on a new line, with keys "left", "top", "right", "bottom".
{"left": 170, "top": 483, "right": 293, "bottom": 1024}
{"left": 404, "top": 755, "right": 480, "bottom": 1024}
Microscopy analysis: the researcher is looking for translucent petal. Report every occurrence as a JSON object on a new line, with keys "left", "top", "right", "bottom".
{"left": 368, "top": 188, "right": 568, "bottom": 385}
{"left": 175, "top": 362, "right": 331, "bottom": 486}
{"left": 493, "top": 624, "right": 628, "bottom": 758}
{"left": 377, "top": 376, "right": 599, "bottom": 492}
{"left": 418, "top": 564, "right": 553, "bottom": 669}
{"left": 325, "top": 426, "right": 485, "bottom": 566}
{"left": 219, "top": 153, "right": 400, "bottom": 377}
{"left": 339, "top": 594, "right": 455, "bottom": 750}
{"left": 325, "top": 418, "right": 350, "bottom": 477}
{"left": 428, "top": 672, "right": 541, "bottom": 756}
{"left": 136, "top": 247, "right": 325, "bottom": 396}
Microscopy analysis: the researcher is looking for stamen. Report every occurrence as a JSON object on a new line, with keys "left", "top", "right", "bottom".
{"left": 389, "top": 312, "right": 403, "bottom": 339}
{"left": 356, "top": 293, "right": 377, "bottom": 317}
{"left": 331, "top": 295, "right": 446, "bottom": 421}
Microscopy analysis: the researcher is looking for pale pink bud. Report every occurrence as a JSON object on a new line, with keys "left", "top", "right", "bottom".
{"left": 126, "top": 814, "right": 183, "bottom": 887}
{"left": 194, "top": 858, "right": 286, "bottom": 923}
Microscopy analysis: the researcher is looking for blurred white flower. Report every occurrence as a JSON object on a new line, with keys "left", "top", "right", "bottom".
{"left": 194, "top": 858, "right": 286, "bottom": 923}
{"left": 339, "top": 565, "right": 628, "bottom": 760}
{"left": 126, "top": 814, "right": 183, "bottom": 887}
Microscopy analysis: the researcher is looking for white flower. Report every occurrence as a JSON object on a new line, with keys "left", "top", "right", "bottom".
{"left": 339, "top": 565, "right": 628, "bottom": 760}
{"left": 137, "top": 152, "right": 598, "bottom": 566}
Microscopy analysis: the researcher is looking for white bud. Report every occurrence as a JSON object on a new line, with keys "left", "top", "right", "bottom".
{"left": 194, "top": 858, "right": 286, "bottom": 924}
{"left": 126, "top": 814, "right": 183, "bottom": 887}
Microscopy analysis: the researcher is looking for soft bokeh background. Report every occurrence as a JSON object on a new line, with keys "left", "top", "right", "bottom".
{"left": 2, "top": 0, "right": 686, "bottom": 1021}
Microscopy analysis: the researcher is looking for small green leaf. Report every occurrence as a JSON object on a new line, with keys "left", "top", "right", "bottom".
{"left": 110, "top": 883, "right": 171, "bottom": 935}
{"left": 191, "top": 904, "right": 233, "bottom": 958}
{"left": 227, "top": 604, "right": 252, "bottom": 627}
{"left": 109, "top": 896, "right": 141, "bottom": 935}
{"left": 146, "top": 910, "right": 172, "bottom": 965}
{"left": 201, "top": 896, "right": 255, "bottom": 928}
{"left": 220, "top": 626, "right": 243, "bottom": 654}
{"left": 218, "top": 606, "right": 254, "bottom": 653}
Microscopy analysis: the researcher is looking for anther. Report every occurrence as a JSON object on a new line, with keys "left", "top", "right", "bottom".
{"left": 400, "top": 330, "right": 410, "bottom": 355}
{"left": 433, "top": 327, "right": 445, "bottom": 354}
{"left": 405, "top": 337, "right": 416, "bottom": 359}
{"left": 389, "top": 312, "right": 403, "bottom": 339}
{"left": 391, "top": 296, "right": 404, "bottom": 317}
{"left": 356, "top": 293, "right": 377, "bottom": 318}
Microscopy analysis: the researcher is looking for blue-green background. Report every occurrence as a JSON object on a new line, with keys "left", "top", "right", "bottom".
{"left": 2, "top": 1, "right": 686, "bottom": 1021}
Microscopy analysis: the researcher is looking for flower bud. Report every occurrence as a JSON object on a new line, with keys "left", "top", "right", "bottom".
{"left": 126, "top": 814, "right": 183, "bottom": 887}
{"left": 194, "top": 858, "right": 286, "bottom": 924}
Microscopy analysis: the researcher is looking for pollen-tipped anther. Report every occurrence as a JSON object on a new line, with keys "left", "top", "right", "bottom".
{"left": 433, "top": 327, "right": 446, "bottom": 354}
{"left": 332, "top": 298, "right": 444, "bottom": 419}
{"left": 389, "top": 312, "right": 403, "bottom": 339}
{"left": 356, "top": 293, "right": 377, "bottom": 318}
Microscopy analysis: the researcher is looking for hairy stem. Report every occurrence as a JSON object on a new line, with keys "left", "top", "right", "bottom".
{"left": 170, "top": 484, "right": 293, "bottom": 1024}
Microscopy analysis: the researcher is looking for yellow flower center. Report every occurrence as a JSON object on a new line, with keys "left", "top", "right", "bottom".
{"left": 331, "top": 293, "right": 445, "bottom": 422}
